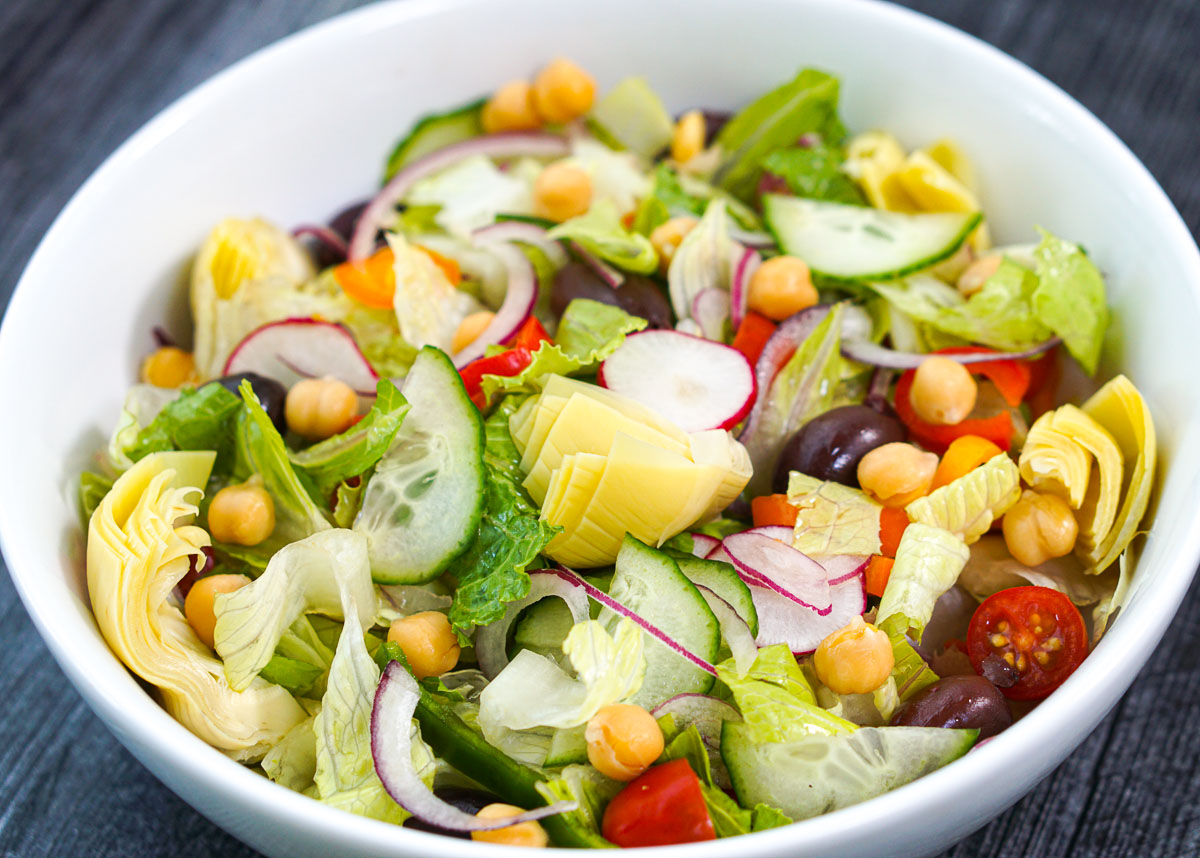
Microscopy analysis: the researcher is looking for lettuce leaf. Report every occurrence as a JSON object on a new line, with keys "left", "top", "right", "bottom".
{"left": 262, "top": 715, "right": 318, "bottom": 793}
{"left": 405, "top": 154, "right": 534, "bottom": 237}
{"left": 107, "top": 384, "right": 185, "bottom": 471}
{"left": 713, "top": 68, "right": 845, "bottom": 201}
{"left": 761, "top": 144, "right": 866, "bottom": 206}
{"left": 887, "top": 625, "right": 939, "bottom": 702}
{"left": 289, "top": 380, "right": 409, "bottom": 499}
{"left": 958, "top": 534, "right": 1112, "bottom": 606}
{"left": 332, "top": 477, "right": 369, "bottom": 529}
{"left": 929, "top": 259, "right": 1053, "bottom": 350}
{"left": 548, "top": 199, "right": 658, "bottom": 274}
{"left": 876, "top": 523, "right": 970, "bottom": 641}
{"left": 478, "top": 617, "right": 645, "bottom": 741}
{"left": 389, "top": 232, "right": 483, "bottom": 353}
{"left": 631, "top": 163, "right": 707, "bottom": 234}
{"left": 1031, "top": 228, "right": 1109, "bottom": 375}
{"left": 715, "top": 646, "right": 855, "bottom": 742}
{"left": 478, "top": 299, "right": 646, "bottom": 403}
{"left": 534, "top": 765, "right": 623, "bottom": 837}
{"left": 126, "top": 382, "right": 242, "bottom": 471}
{"left": 905, "top": 453, "right": 1021, "bottom": 544}
{"left": 213, "top": 529, "right": 377, "bottom": 691}
{"left": 79, "top": 471, "right": 115, "bottom": 524}
{"left": 787, "top": 471, "right": 882, "bottom": 556}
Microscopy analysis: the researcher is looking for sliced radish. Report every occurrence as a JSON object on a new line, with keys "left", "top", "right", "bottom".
{"left": 688, "top": 533, "right": 721, "bottom": 558}
{"left": 472, "top": 221, "right": 569, "bottom": 269}
{"left": 745, "top": 525, "right": 793, "bottom": 544}
{"left": 722, "top": 531, "right": 832, "bottom": 615}
{"left": 450, "top": 240, "right": 538, "bottom": 368}
{"left": 730, "top": 246, "right": 761, "bottom": 330}
{"left": 710, "top": 540, "right": 828, "bottom": 615}
{"left": 598, "top": 330, "right": 755, "bottom": 432}
{"left": 751, "top": 571, "right": 866, "bottom": 655}
{"left": 223, "top": 318, "right": 379, "bottom": 394}
{"left": 349, "top": 132, "right": 570, "bottom": 261}
{"left": 841, "top": 337, "right": 1061, "bottom": 369}
{"left": 705, "top": 545, "right": 732, "bottom": 563}
{"left": 819, "top": 554, "right": 870, "bottom": 585}
{"left": 371, "top": 661, "right": 576, "bottom": 830}
{"left": 691, "top": 288, "right": 731, "bottom": 340}
{"left": 474, "top": 571, "right": 591, "bottom": 679}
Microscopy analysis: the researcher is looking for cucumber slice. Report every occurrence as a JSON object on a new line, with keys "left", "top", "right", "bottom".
{"left": 383, "top": 98, "right": 486, "bottom": 182}
{"left": 544, "top": 724, "right": 589, "bottom": 768}
{"left": 354, "top": 347, "right": 484, "bottom": 583}
{"left": 669, "top": 553, "right": 759, "bottom": 637}
{"left": 586, "top": 77, "right": 674, "bottom": 158}
{"left": 722, "top": 721, "right": 977, "bottom": 820}
{"left": 762, "top": 194, "right": 981, "bottom": 281}
{"left": 512, "top": 598, "right": 576, "bottom": 662}
{"left": 603, "top": 536, "right": 720, "bottom": 709}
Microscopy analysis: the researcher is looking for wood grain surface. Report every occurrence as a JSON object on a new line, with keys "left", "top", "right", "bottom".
{"left": 1, "top": 1, "right": 1198, "bottom": 856}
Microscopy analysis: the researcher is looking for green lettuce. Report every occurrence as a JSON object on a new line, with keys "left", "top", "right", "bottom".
{"left": 289, "top": 380, "right": 409, "bottom": 499}
{"left": 761, "top": 144, "right": 865, "bottom": 206}
{"left": 262, "top": 716, "right": 318, "bottom": 793}
{"left": 79, "top": 471, "right": 115, "bottom": 523}
{"left": 787, "top": 472, "right": 882, "bottom": 556}
{"left": 332, "top": 477, "right": 369, "bottom": 529}
{"left": 743, "top": 304, "right": 845, "bottom": 497}
{"left": 887, "top": 624, "right": 939, "bottom": 702}
{"left": 930, "top": 260, "right": 1054, "bottom": 349}
{"left": 213, "top": 529, "right": 377, "bottom": 691}
{"left": 631, "top": 163, "right": 707, "bottom": 234}
{"left": 478, "top": 618, "right": 645, "bottom": 742}
{"left": 547, "top": 199, "right": 658, "bottom": 274}
{"left": 126, "top": 382, "right": 242, "bottom": 471}
{"left": 1031, "top": 228, "right": 1109, "bottom": 374}
{"left": 876, "top": 523, "right": 970, "bottom": 641}
{"left": 258, "top": 615, "right": 343, "bottom": 700}
{"left": 359, "top": 331, "right": 419, "bottom": 379}
{"left": 716, "top": 646, "right": 855, "bottom": 742}
{"left": 106, "top": 384, "right": 180, "bottom": 471}
{"left": 534, "top": 765, "right": 623, "bottom": 838}
{"left": 713, "top": 68, "right": 845, "bottom": 201}
{"left": 478, "top": 299, "right": 647, "bottom": 403}
{"left": 906, "top": 453, "right": 1021, "bottom": 544}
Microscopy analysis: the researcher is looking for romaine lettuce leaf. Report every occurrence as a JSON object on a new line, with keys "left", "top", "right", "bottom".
{"left": 1031, "top": 228, "right": 1109, "bottom": 375}
{"left": 930, "top": 259, "right": 1054, "bottom": 350}
{"left": 713, "top": 68, "right": 844, "bottom": 201}
{"left": 107, "top": 384, "right": 180, "bottom": 471}
{"left": 587, "top": 76, "right": 675, "bottom": 159}
{"left": 761, "top": 144, "right": 866, "bottom": 206}
{"left": 548, "top": 199, "right": 658, "bottom": 274}
{"left": 876, "top": 523, "right": 970, "bottom": 641}
{"left": 660, "top": 724, "right": 715, "bottom": 784}
{"left": 289, "top": 380, "right": 409, "bottom": 498}
{"left": 715, "top": 646, "right": 855, "bottom": 742}
{"left": 213, "top": 529, "right": 377, "bottom": 690}
{"left": 125, "top": 382, "right": 242, "bottom": 472}
{"left": 332, "top": 477, "right": 368, "bottom": 529}
{"left": 887, "top": 628, "right": 939, "bottom": 702}
{"left": 787, "top": 471, "right": 882, "bottom": 556}
{"left": 478, "top": 617, "right": 645, "bottom": 741}
{"left": 1093, "top": 548, "right": 1134, "bottom": 642}
{"left": 905, "top": 453, "right": 1021, "bottom": 544}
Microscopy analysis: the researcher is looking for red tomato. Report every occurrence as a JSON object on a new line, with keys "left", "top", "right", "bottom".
{"left": 601, "top": 759, "right": 715, "bottom": 847}
{"left": 967, "top": 586, "right": 1087, "bottom": 701}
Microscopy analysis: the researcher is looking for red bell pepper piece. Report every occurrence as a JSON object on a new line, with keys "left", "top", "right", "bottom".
{"left": 506, "top": 316, "right": 552, "bottom": 351}
{"left": 458, "top": 347, "right": 533, "bottom": 409}
{"left": 731, "top": 311, "right": 776, "bottom": 365}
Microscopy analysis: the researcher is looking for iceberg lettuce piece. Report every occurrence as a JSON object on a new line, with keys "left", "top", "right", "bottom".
{"left": 587, "top": 77, "right": 675, "bottom": 159}
{"left": 388, "top": 232, "right": 482, "bottom": 353}
{"left": 1093, "top": 548, "right": 1134, "bottom": 641}
{"left": 906, "top": 453, "right": 1021, "bottom": 544}
{"left": 1031, "top": 228, "right": 1109, "bottom": 375}
{"left": 213, "top": 529, "right": 377, "bottom": 691}
{"left": 876, "top": 523, "right": 970, "bottom": 641}
{"left": 478, "top": 618, "right": 645, "bottom": 742}
{"left": 787, "top": 472, "right": 882, "bottom": 556}
{"left": 929, "top": 259, "right": 1053, "bottom": 349}
{"left": 405, "top": 154, "right": 535, "bottom": 237}
{"left": 262, "top": 715, "right": 318, "bottom": 793}
{"left": 535, "top": 765, "right": 624, "bottom": 838}
{"left": 548, "top": 199, "right": 657, "bottom": 274}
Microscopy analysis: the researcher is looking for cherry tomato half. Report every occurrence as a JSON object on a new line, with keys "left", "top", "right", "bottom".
{"left": 601, "top": 758, "right": 715, "bottom": 847}
{"left": 967, "top": 586, "right": 1087, "bottom": 701}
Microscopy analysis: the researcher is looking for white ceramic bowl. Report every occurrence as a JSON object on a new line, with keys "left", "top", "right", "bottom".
{"left": 2, "top": 0, "right": 1198, "bottom": 855}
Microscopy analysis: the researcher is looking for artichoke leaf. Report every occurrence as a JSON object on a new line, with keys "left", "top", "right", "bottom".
{"left": 1018, "top": 406, "right": 1098, "bottom": 508}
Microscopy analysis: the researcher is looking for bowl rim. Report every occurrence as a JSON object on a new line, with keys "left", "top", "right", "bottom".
{"left": 2, "top": 0, "right": 1199, "bottom": 855}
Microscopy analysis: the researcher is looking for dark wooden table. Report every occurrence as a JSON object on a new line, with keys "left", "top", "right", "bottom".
{"left": 2, "top": 1, "right": 1198, "bottom": 855}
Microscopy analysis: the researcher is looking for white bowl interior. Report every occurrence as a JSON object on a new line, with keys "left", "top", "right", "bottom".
{"left": 2, "top": 0, "right": 1199, "bottom": 856}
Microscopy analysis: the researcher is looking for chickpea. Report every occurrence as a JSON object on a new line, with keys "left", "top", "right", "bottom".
{"left": 481, "top": 80, "right": 541, "bottom": 134}
{"left": 388, "top": 611, "right": 460, "bottom": 679}
{"left": 585, "top": 703, "right": 665, "bottom": 782}
{"left": 470, "top": 804, "right": 549, "bottom": 847}
{"left": 956, "top": 253, "right": 1002, "bottom": 297}
{"left": 1003, "top": 490, "right": 1079, "bottom": 567}
{"left": 451, "top": 311, "right": 496, "bottom": 354}
{"left": 649, "top": 216, "right": 698, "bottom": 273}
{"left": 857, "top": 442, "right": 939, "bottom": 508}
{"left": 909, "top": 356, "right": 978, "bottom": 426}
{"left": 671, "top": 109, "right": 705, "bottom": 164}
{"left": 747, "top": 255, "right": 818, "bottom": 321}
{"left": 207, "top": 481, "right": 275, "bottom": 546}
{"left": 285, "top": 377, "right": 358, "bottom": 440}
{"left": 184, "top": 573, "right": 251, "bottom": 649}
{"left": 531, "top": 57, "right": 596, "bottom": 124}
{"left": 813, "top": 615, "right": 894, "bottom": 695}
{"left": 533, "top": 162, "right": 592, "bottom": 223}
{"left": 141, "top": 346, "right": 195, "bottom": 388}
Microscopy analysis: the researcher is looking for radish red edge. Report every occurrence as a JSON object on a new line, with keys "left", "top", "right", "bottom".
{"left": 223, "top": 317, "right": 380, "bottom": 395}
{"left": 750, "top": 571, "right": 867, "bottom": 656}
{"left": 706, "top": 543, "right": 833, "bottom": 617}
{"left": 723, "top": 531, "right": 834, "bottom": 616}
{"left": 730, "top": 246, "right": 761, "bottom": 330}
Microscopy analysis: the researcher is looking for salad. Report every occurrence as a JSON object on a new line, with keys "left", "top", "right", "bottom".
{"left": 81, "top": 58, "right": 1157, "bottom": 848}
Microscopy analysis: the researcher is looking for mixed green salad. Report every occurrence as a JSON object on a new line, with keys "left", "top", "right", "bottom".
{"left": 82, "top": 59, "right": 1157, "bottom": 847}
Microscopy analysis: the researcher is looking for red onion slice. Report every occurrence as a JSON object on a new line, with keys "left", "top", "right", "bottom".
{"left": 371, "top": 662, "right": 576, "bottom": 830}
{"left": 472, "top": 221, "right": 569, "bottom": 269}
{"left": 841, "top": 337, "right": 1061, "bottom": 369}
{"left": 451, "top": 241, "right": 538, "bottom": 368}
{"left": 723, "top": 531, "right": 833, "bottom": 615}
{"left": 548, "top": 567, "right": 718, "bottom": 676}
{"left": 223, "top": 318, "right": 380, "bottom": 395}
{"left": 292, "top": 224, "right": 349, "bottom": 259}
{"left": 475, "top": 571, "right": 591, "bottom": 679}
{"left": 729, "top": 246, "right": 761, "bottom": 330}
{"left": 349, "top": 132, "right": 571, "bottom": 261}
{"left": 691, "top": 288, "right": 731, "bottom": 340}
{"left": 750, "top": 570, "right": 867, "bottom": 655}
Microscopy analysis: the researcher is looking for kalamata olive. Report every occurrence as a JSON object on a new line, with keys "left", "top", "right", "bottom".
{"left": 402, "top": 787, "right": 505, "bottom": 838}
{"left": 551, "top": 262, "right": 672, "bottom": 328}
{"left": 890, "top": 674, "right": 1013, "bottom": 739}
{"left": 772, "top": 404, "right": 906, "bottom": 492}
{"left": 211, "top": 372, "right": 288, "bottom": 434}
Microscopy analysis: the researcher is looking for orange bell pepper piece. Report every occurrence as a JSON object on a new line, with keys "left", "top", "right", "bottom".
{"left": 878, "top": 506, "right": 910, "bottom": 558}
{"left": 865, "top": 555, "right": 895, "bottom": 598}
{"left": 930, "top": 434, "right": 1004, "bottom": 491}
{"left": 334, "top": 246, "right": 396, "bottom": 309}
{"left": 751, "top": 494, "right": 800, "bottom": 528}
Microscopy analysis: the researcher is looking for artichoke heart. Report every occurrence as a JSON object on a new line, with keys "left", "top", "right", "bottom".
{"left": 87, "top": 451, "right": 306, "bottom": 760}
